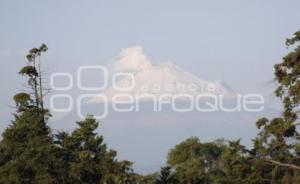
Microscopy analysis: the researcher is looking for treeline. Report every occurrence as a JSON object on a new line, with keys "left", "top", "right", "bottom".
{"left": 152, "top": 31, "right": 300, "bottom": 184}
{"left": 0, "top": 45, "right": 138, "bottom": 183}
{"left": 0, "top": 32, "right": 300, "bottom": 183}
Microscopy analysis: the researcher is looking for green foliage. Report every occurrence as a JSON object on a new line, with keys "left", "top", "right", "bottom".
{"left": 0, "top": 105, "right": 64, "bottom": 183}
{"left": 253, "top": 31, "right": 300, "bottom": 183}
{"left": 2, "top": 30, "right": 300, "bottom": 183}
{"left": 156, "top": 166, "right": 177, "bottom": 184}
{"left": 274, "top": 31, "right": 300, "bottom": 120}
{"left": 57, "top": 116, "right": 106, "bottom": 183}
{"left": 19, "top": 66, "right": 38, "bottom": 76}
{"left": 13, "top": 92, "right": 32, "bottom": 111}
{"left": 0, "top": 45, "right": 65, "bottom": 182}
{"left": 0, "top": 45, "right": 138, "bottom": 183}
{"left": 166, "top": 138, "right": 228, "bottom": 184}
{"left": 55, "top": 116, "right": 136, "bottom": 183}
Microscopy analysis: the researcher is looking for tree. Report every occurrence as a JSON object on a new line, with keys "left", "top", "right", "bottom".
{"left": 166, "top": 137, "right": 230, "bottom": 184}
{"left": 0, "top": 44, "right": 138, "bottom": 184}
{"left": 55, "top": 115, "right": 136, "bottom": 184}
{"left": 155, "top": 166, "right": 177, "bottom": 184}
{"left": 253, "top": 31, "right": 300, "bottom": 183}
{"left": 0, "top": 44, "right": 64, "bottom": 183}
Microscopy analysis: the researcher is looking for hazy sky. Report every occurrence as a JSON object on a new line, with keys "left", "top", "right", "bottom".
{"left": 0, "top": 0, "right": 300, "bottom": 170}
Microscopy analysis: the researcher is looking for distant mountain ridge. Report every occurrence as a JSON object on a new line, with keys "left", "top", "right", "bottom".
{"left": 91, "top": 61, "right": 237, "bottom": 102}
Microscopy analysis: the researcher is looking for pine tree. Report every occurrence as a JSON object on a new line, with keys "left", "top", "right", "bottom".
{"left": 0, "top": 44, "right": 139, "bottom": 183}
{"left": 0, "top": 44, "right": 64, "bottom": 183}
{"left": 55, "top": 115, "right": 136, "bottom": 184}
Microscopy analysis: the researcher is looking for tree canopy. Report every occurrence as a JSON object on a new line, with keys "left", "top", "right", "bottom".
{"left": 1, "top": 31, "right": 300, "bottom": 183}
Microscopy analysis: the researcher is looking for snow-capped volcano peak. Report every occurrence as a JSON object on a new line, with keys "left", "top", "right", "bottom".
{"left": 91, "top": 46, "right": 237, "bottom": 102}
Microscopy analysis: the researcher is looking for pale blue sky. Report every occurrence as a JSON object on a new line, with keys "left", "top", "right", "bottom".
{"left": 1, "top": 0, "right": 299, "bottom": 90}
{"left": 0, "top": 0, "right": 299, "bottom": 171}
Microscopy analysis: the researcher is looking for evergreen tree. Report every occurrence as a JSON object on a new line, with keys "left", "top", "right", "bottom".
{"left": 55, "top": 115, "right": 136, "bottom": 184}
{"left": 0, "top": 44, "right": 64, "bottom": 183}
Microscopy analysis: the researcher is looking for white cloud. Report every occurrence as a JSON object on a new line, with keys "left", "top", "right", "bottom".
{"left": 110, "top": 46, "right": 152, "bottom": 73}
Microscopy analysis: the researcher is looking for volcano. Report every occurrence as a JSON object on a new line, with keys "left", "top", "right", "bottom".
{"left": 91, "top": 48, "right": 237, "bottom": 103}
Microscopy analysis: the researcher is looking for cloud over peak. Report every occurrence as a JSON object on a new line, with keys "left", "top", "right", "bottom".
{"left": 111, "top": 46, "right": 152, "bottom": 73}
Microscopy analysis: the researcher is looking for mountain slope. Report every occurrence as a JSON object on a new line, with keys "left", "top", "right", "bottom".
{"left": 92, "top": 61, "right": 237, "bottom": 102}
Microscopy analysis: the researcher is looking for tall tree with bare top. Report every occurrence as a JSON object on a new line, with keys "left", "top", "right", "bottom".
{"left": 0, "top": 44, "right": 64, "bottom": 183}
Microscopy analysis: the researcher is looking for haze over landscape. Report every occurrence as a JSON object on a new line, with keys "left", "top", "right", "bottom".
{"left": 48, "top": 46, "right": 276, "bottom": 173}
{"left": 1, "top": 0, "right": 300, "bottom": 179}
